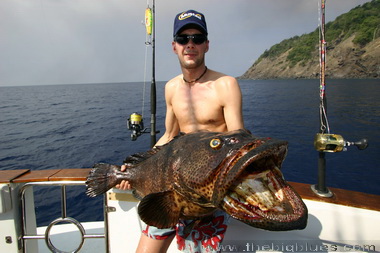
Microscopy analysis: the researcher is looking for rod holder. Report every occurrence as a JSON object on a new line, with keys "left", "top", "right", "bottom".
{"left": 311, "top": 152, "right": 333, "bottom": 198}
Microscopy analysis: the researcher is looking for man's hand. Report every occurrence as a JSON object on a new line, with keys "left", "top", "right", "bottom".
{"left": 115, "top": 164, "right": 132, "bottom": 190}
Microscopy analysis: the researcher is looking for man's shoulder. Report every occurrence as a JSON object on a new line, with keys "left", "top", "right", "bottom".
{"left": 208, "top": 69, "right": 238, "bottom": 84}
{"left": 212, "top": 73, "right": 239, "bottom": 90}
{"left": 164, "top": 75, "right": 183, "bottom": 100}
{"left": 166, "top": 75, "right": 182, "bottom": 87}
{"left": 210, "top": 71, "right": 241, "bottom": 99}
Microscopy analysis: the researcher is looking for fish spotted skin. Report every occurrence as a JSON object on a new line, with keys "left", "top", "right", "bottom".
{"left": 86, "top": 129, "right": 307, "bottom": 231}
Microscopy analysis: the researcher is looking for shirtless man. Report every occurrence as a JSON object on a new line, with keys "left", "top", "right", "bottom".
{"left": 117, "top": 10, "right": 244, "bottom": 252}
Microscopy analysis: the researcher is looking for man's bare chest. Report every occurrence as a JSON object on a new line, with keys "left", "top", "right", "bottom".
{"left": 171, "top": 86, "right": 223, "bottom": 124}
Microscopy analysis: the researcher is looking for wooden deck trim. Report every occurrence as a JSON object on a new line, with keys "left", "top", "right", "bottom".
{"left": 49, "top": 168, "right": 92, "bottom": 181}
{"left": 289, "top": 181, "right": 380, "bottom": 212}
{"left": 2, "top": 168, "right": 379, "bottom": 212}
{"left": 10, "top": 168, "right": 91, "bottom": 183}
{"left": 0, "top": 169, "right": 30, "bottom": 183}
{"left": 11, "top": 169, "right": 61, "bottom": 183}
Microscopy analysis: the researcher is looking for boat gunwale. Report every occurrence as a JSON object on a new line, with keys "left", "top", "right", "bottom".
{"left": 1, "top": 168, "right": 379, "bottom": 212}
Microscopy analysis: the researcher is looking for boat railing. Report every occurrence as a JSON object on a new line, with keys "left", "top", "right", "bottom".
{"left": 19, "top": 180, "right": 107, "bottom": 253}
{"left": 0, "top": 168, "right": 109, "bottom": 252}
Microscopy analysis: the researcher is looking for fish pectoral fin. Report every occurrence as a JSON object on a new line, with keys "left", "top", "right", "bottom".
{"left": 138, "top": 191, "right": 180, "bottom": 229}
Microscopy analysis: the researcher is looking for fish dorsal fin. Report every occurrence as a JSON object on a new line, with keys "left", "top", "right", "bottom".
{"left": 122, "top": 134, "right": 185, "bottom": 166}
{"left": 138, "top": 191, "right": 180, "bottom": 229}
{"left": 123, "top": 146, "right": 162, "bottom": 166}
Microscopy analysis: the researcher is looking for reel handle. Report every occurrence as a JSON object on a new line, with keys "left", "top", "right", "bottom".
{"left": 347, "top": 138, "right": 368, "bottom": 150}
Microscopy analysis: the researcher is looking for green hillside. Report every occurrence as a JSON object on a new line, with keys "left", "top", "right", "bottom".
{"left": 256, "top": 0, "right": 380, "bottom": 67}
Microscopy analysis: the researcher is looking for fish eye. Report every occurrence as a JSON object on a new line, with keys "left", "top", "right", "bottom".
{"left": 210, "top": 138, "right": 222, "bottom": 149}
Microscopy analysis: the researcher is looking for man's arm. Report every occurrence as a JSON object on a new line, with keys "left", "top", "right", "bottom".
{"left": 218, "top": 76, "right": 245, "bottom": 131}
{"left": 116, "top": 81, "right": 180, "bottom": 191}
{"left": 155, "top": 81, "right": 180, "bottom": 146}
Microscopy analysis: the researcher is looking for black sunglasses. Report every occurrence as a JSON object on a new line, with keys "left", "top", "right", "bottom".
{"left": 174, "top": 34, "right": 208, "bottom": 45}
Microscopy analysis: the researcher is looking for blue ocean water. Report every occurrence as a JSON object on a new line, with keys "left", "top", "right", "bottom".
{"left": 1, "top": 79, "right": 379, "bottom": 226}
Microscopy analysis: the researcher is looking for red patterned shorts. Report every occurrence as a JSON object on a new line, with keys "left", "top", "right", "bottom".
{"left": 142, "top": 210, "right": 230, "bottom": 252}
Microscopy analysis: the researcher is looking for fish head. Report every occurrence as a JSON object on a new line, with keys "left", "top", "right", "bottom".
{"left": 172, "top": 129, "right": 307, "bottom": 231}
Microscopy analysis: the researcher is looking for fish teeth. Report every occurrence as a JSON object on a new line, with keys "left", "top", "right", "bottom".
{"left": 237, "top": 180, "right": 275, "bottom": 210}
{"left": 267, "top": 167, "right": 285, "bottom": 201}
{"left": 223, "top": 195, "right": 261, "bottom": 219}
{"left": 229, "top": 169, "right": 286, "bottom": 212}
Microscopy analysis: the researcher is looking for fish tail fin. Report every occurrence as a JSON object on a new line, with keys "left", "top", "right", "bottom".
{"left": 85, "top": 163, "right": 120, "bottom": 197}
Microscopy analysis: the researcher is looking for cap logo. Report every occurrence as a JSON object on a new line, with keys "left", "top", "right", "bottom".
{"left": 178, "top": 12, "right": 202, "bottom": 21}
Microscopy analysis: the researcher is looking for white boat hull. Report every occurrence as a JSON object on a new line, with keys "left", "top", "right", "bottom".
{"left": 32, "top": 189, "right": 380, "bottom": 253}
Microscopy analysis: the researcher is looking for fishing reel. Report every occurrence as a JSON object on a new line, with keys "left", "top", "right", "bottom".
{"left": 127, "top": 113, "right": 148, "bottom": 141}
{"left": 314, "top": 133, "right": 368, "bottom": 153}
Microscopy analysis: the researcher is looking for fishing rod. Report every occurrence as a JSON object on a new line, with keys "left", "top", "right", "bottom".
{"left": 150, "top": 0, "right": 157, "bottom": 147}
{"left": 312, "top": 0, "right": 368, "bottom": 197}
{"left": 127, "top": 0, "right": 158, "bottom": 148}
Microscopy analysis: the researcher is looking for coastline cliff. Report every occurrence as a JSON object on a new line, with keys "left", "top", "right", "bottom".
{"left": 239, "top": 0, "right": 380, "bottom": 79}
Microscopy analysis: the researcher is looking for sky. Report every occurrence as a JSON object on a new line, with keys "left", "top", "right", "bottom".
{"left": 0, "top": 0, "right": 372, "bottom": 86}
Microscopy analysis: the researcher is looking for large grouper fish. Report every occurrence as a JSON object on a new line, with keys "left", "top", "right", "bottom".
{"left": 86, "top": 129, "right": 307, "bottom": 231}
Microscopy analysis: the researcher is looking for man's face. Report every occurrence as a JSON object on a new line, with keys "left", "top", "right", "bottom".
{"left": 172, "top": 28, "right": 209, "bottom": 69}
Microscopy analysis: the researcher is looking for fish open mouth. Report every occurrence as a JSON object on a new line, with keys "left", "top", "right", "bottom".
{"left": 221, "top": 142, "right": 308, "bottom": 231}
